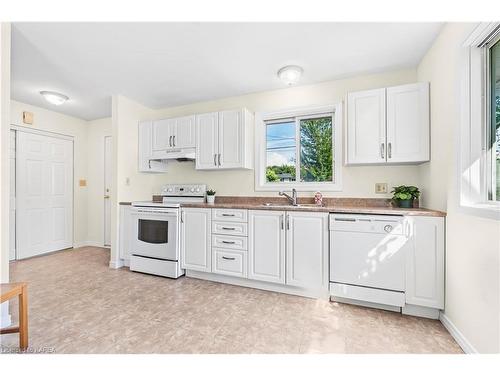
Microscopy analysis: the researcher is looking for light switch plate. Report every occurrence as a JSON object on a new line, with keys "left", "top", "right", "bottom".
{"left": 23, "top": 111, "right": 34, "bottom": 125}
{"left": 375, "top": 183, "right": 388, "bottom": 194}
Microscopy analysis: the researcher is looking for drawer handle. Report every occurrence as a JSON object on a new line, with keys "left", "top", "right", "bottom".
{"left": 221, "top": 227, "right": 236, "bottom": 230}
{"left": 221, "top": 240, "right": 236, "bottom": 244}
{"left": 221, "top": 213, "right": 236, "bottom": 217}
{"left": 222, "top": 256, "right": 236, "bottom": 261}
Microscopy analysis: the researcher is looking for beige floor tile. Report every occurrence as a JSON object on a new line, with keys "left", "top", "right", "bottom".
{"left": 0, "top": 247, "right": 463, "bottom": 354}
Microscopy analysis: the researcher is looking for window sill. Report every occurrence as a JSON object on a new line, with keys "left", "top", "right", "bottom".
{"left": 255, "top": 182, "right": 343, "bottom": 192}
{"left": 458, "top": 201, "right": 500, "bottom": 221}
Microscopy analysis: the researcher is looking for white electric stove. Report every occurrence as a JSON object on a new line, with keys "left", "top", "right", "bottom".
{"left": 129, "top": 184, "right": 206, "bottom": 278}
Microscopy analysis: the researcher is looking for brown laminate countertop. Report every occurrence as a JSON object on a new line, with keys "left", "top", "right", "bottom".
{"left": 179, "top": 202, "right": 446, "bottom": 217}
{"left": 121, "top": 196, "right": 446, "bottom": 217}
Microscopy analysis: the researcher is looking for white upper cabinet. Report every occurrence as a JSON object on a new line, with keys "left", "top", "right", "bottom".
{"left": 150, "top": 115, "right": 196, "bottom": 159}
{"left": 138, "top": 121, "right": 168, "bottom": 173}
{"left": 175, "top": 115, "right": 196, "bottom": 149}
{"left": 196, "top": 108, "right": 253, "bottom": 170}
{"left": 248, "top": 210, "right": 285, "bottom": 284}
{"left": 196, "top": 112, "right": 219, "bottom": 169}
{"left": 386, "top": 83, "right": 429, "bottom": 163}
{"left": 346, "top": 82, "right": 430, "bottom": 165}
{"left": 347, "top": 88, "right": 386, "bottom": 164}
{"left": 286, "top": 212, "right": 329, "bottom": 290}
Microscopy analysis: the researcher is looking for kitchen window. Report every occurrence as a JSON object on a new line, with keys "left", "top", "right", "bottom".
{"left": 487, "top": 36, "right": 500, "bottom": 201}
{"left": 255, "top": 104, "right": 342, "bottom": 191}
{"left": 460, "top": 23, "right": 500, "bottom": 218}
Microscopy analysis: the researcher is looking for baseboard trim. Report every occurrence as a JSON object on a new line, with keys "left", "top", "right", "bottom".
{"left": 440, "top": 312, "right": 478, "bottom": 354}
{"left": 109, "top": 259, "right": 124, "bottom": 269}
{"left": 73, "top": 241, "right": 110, "bottom": 249}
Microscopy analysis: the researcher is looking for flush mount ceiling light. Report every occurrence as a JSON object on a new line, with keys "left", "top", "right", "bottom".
{"left": 277, "top": 65, "right": 303, "bottom": 86}
{"left": 40, "top": 91, "right": 69, "bottom": 106}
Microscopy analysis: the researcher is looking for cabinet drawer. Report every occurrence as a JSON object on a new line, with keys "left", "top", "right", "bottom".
{"left": 212, "top": 248, "right": 247, "bottom": 278}
{"left": 212, "top": 209, "right": 248, "bottom": 222}
{"left": 212, "top": 234, "right": 247, "bottom": 251}
{"left": 212, "top": 221, "right": 248, "bottom": 236}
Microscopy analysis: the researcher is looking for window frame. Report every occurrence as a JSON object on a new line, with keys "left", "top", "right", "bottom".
{"left": 459, "top": 22, "right": 500, "bottom": 219}
{"left": 255, "top": 104, "right": 342, "bottom": 192}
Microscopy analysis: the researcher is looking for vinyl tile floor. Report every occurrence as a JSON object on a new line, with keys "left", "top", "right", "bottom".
{"left": 0, "top": 247, "right": 462, "bottom": 354}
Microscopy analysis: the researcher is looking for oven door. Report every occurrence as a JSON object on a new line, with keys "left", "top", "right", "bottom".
{"left": 131, "top": 208, "right": 178, "bottom": 261}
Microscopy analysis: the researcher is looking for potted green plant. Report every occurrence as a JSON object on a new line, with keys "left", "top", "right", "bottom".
{"left": 391, "top": 185, "right": 420, "bottom": 208}
{"left": 206, "top": 189, "right": 216, "bottom": 204}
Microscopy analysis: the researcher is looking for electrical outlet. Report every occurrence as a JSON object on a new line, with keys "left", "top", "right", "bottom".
{"left": 375, "top": 183, "right": 388, "bottom": 194}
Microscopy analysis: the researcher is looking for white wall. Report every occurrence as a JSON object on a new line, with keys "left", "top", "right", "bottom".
{"left": 0, "top": 23, "right": 12, "bottom": 327}
{"left": 10, "top": 100, "right": 89, "bottom": 247}
{"left": 110, "top": 95, "right": 155, "bottom": 266}
{"left": 117, "top": 68, "right": 422, "bottom": 199}
{"left": 417, "top": 23, "right": 500, "bottom": 353}
{"left": 86, "top": 117, "right": 112, "bottom": 246}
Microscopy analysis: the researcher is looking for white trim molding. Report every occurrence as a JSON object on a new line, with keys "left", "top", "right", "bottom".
{"left": 459, "top": 22, "right": 500, "bottom": 220}
{"left": 440, "top": 313, "right": 478, "bottom": 354}
{"left": 254, "top": 104, "right": 343, "bottom": 192}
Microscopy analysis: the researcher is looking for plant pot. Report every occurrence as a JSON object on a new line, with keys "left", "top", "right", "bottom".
{"left": 206, "top": 195, "right": 215, "bottom": 204}
{"left": 395, "top": 199, "right": 413, "bottom": 208}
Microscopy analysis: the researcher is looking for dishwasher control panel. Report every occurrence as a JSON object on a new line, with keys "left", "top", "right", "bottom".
{"left": 329, "top": 214, "right": 406, "bottom": 235}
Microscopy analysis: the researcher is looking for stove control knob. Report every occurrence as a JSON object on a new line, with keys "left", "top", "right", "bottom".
{"left": 190, "top": 188, "right": 195, "bottom": 192}
{"left": 195, "top": 188, "right": 200, "bottom": 192}
{"left": 167, "top": 188, "right": 173, "bottom": 192}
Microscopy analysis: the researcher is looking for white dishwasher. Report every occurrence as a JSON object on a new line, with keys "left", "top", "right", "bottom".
{"left": 329, "top": 213, "right": 409, "bottom": 309}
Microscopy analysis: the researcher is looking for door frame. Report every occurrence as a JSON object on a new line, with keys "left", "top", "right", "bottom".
{"left": 103, "top": 135, "right": 112, "bottom": 247}
{"left": 11, "top": 125, "right": 75, "bottom": 260}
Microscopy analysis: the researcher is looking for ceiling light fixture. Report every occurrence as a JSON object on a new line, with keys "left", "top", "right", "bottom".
{"left": 40, "top": 91, "right": 69, "bottom": 106}
{"left": 277, "top": 65, "right": 303, "bottom": 86}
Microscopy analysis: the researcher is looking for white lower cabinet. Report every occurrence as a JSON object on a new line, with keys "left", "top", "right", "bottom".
{"left": 405, "top": 216, "right": 445, "bottom": 309}
{"left": 119, "top": 204, "right": 132, "bottom": 261}
{"left": 180, "top": 208, "right": 212, "bottom": 272}
{"left": 248, "top": 210, "right": 328, "bottom": 291}
{"left": 248, "top": 210, "right": 285, "bottom": 284}
{"left": 212, "top": 248, "right": 247, "bottom": 278}
{"left": 286, "top": 212, "right": 329, "bottom": 290}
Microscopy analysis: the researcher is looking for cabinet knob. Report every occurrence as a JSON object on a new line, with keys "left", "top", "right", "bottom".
{"left": 384, "top": 224, "right": 393, "bottom": 233}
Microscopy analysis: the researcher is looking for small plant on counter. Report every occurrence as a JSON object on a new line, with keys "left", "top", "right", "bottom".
{"left": 206, "top": 189, "right": 216, "bottom": 204}
{"left": 391, "top": 185, "right": 420, "bottom": 208}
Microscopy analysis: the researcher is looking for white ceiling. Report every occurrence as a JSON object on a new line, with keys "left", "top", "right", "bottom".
{"left": 11, "top": 22, "right": 443, "bottom": 121}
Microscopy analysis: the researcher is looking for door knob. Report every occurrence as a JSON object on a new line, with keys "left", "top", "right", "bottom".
{"left": 104, "top": 195, "right": 110, "bottom": 199}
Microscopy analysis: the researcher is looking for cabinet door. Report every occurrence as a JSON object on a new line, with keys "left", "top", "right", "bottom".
{"left": 138, "top": 121, "right": 168, "bottom": 173}
{"left": 174, "top": 115, "right": 196, "bottom": 149}
{"left": 180, "top": 208, "right": 212, "bottom": 272}
{"left": 346, "top": 88, "right": 386, "bottom": 164}
{"left": 138, "top": 121, "right": 152, "bottom": 172}
{"left": 218, "top": 109, "right": 243, "bottom": 169}
{"left": 386, "top": 82, "right": 429, "bottom": 163}
{"left": 248, "top": 210, "right": 285, "bottom": 284}
{"left": 195, "top": 112, "right": 219, "bottom": 170}
{"left": 151, "top": 118, "right": 174, "bottom": 157}
{"left": 405, "top": 216, "right": 444, "bottom": 309}
{"left": 286, "top": 212, "right": 328, "bottom": 290}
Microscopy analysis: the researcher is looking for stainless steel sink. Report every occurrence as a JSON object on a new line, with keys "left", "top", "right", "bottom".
{"left": 261, "top": 203, "right": 323, "bottom": 208}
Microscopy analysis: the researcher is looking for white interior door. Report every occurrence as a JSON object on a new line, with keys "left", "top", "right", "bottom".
{"left": 16, "top": 131, "right": 73, "bottom": 259}
{"left": 104, "top": 136, "right": 112, "bottom": 246}
{"left": 9, "top": 130, "right": 16, "bottom": 260}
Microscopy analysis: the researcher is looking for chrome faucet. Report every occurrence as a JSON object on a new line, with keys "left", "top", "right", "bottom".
{"left": 279, "top": 188, "right": 298, "bottom": 206}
